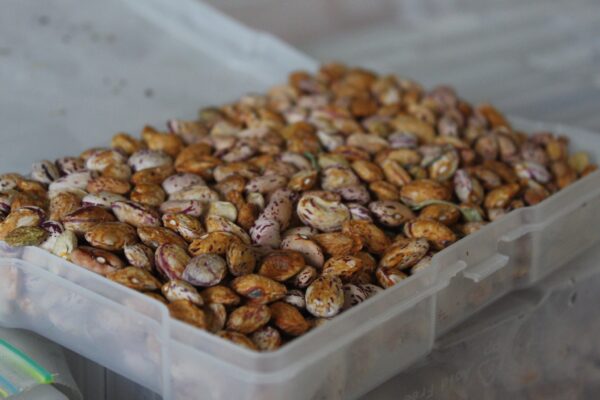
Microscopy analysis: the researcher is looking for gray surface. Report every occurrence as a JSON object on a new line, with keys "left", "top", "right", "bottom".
{"left": 12, "top": 385, "right": 69, "bottom": 400}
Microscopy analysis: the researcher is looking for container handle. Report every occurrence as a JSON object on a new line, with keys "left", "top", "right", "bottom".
{"left": 463, "top": 254, "right": 509, "bottom": 283}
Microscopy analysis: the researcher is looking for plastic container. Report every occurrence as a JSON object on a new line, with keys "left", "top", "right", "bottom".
{"left": 2, "top": 1, "right": 600, "bottom": 400}
{"left": 1, "top": 131, "right": 599, "bottom": 399}
{"left": 1, "top": 122, "right": 599, "bottom": 400}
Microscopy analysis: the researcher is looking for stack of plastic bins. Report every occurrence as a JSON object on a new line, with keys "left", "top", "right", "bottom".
{"left": 2, "top": 1, "right": 600, "bottom": 400}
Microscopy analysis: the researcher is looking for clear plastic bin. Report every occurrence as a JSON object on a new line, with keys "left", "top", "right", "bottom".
{"left": 2, "top": 132, "right": 599, "bottom": 399}
{"left": 2, "top": 1, "right": 600, "bottom": 400}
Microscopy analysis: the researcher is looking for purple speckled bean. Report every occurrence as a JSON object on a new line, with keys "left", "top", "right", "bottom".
{"left": 31, "top": 160, "right": 60, "bottom": 184}
{"left": 168, "top": 184, "right": 219, "bottom": 202}
{"left": 388, "top": 132, "right": 418, "bottom": 149}
{"left": 282, "top": 226, "right": 319, "bottom": 239}
{"left": 280, "top": 152, "right": 311, "bottom": 170}
{"left": 297, "top": 194, "right": 350, "bottom": 232}
{"left": 159, "top": 200, "right": 204, "bottom": 217}
{"left": 342, "top": 283, "right": 368, "bottom": 310}
{"left": 260, "top": 188, "right": 297, "bottom": 231}
{"left": 155, "top": 243, "right": 190, "bottom": 280}
{"left": 358, "top": 283, "right": 384, "bottom": 298}
{"left": 333, "top": 185, "right": 370, "bottom": 204}
{"left": 514, "top": 161, "right": 551, "bottom": 183}
{"left": 39, "top": 220, "right": 65, "bottom": 252}
{"left": 419, "top": 145, "right": 444, "bottom": 167}
{"left": 85, "top": 150, "right": 127, "bottom": 171}
{"left": 347, "top": 203, "right": 373, "bottom": 222}
{"left": 182, "top": 254, "right": 227, "bottom": 287}
{"left": 245, "top": 175, "right": 288, "bottom": 194}
{"left": 437, "top": 115, "right": 460, "bottom": 137}
{"left": 49, "top": 171, "right": 93, "bottom": 192}
{"left": 0, "top": 200, "right": 11, "bottom": 215}
{"left": 19, "top": 206, "right": 46, "bottom": 221}
{"left": 124, "top": 243, "right": 155, "bottom": 272}
{"left": 82, "top": 192, "right": 127, "bottom": 208}
{"left": 222, "top": 142, "right": 256, "bottom": 163}
{"left": 317, "top": 131, "right": 345, "bottom": 151}
{"left": 520, "top": 142, "right": 548, "bottom": 165}
{"left": 162, "top": 173, "right": 205, "bottom": 195}
{"left": 453, "top": 169, "right": 483, "bottom": 204}
{"left": 112, "top": 200, "right": 160, "bottom": 227}
{"left": 281, "top": 234, "right": 324, "bottom": 269}
{"left": 128, "top": 149, "right": 172, "bottom": 172}
{"left": 161, "top": 279, "right": 203, "bottom": 306}
{"left": 283, "top": 289, "right": 306, "bottom": 309}
{"left": 249, "top": 216, "right": 281, "bottom": 248}
{"left": 41, "top": 220, "right": 64, "bottom": 235}
{"left": 55, "top": 157, "right": 85, "bottom": 175}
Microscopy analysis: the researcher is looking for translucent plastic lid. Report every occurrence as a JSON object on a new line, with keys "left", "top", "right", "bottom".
{"left": 0, "top": 0, "right": 315, "bottom": 173}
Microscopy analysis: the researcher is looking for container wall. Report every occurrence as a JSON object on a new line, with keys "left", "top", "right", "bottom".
{"left": 365, "top": 243, "right": 600, "bottom": 400}
{"left": 167, "top": 294, "right": 434, "bottom": 400}
{"left": 60, "top": 244, "right": 600, "bottom": 400}
{"left": 0, "top": 248, "right": 169, "bottom": 396}
{"left": 433, "top": 119, "right": 600, "bottom": 335}
{"left": 435, "top": 169, "right": 600, "bottom": 336}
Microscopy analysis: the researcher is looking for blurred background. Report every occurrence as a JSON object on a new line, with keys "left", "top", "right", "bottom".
{"left": 205, "top": 0, "right": 600, "bottom": 130}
